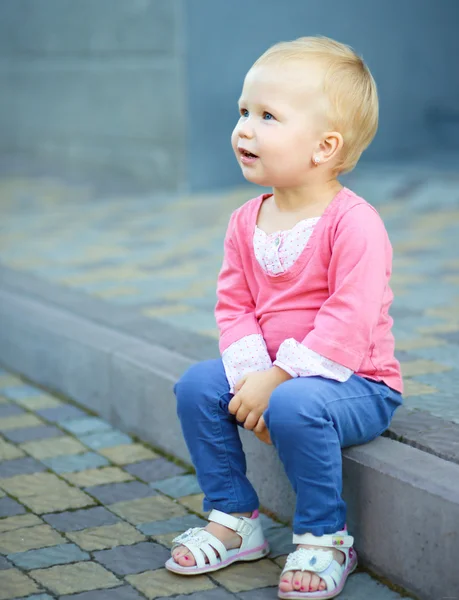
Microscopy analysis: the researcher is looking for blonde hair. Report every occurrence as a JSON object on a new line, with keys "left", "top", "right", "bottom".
{"left": 252, "top": 36, "right": 379, "bottom": 174}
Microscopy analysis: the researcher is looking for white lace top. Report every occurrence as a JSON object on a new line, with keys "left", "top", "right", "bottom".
{"left": 222, "top": 218, "right": 353, "bottom": 393}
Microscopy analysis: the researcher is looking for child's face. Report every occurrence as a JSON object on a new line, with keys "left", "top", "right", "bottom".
{"left": 231, "top": 59, "right": 329, "bottom": 188}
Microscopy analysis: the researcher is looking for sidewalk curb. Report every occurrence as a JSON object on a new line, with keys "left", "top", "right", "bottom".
{"left": 0, "top": 273, "right": 458, "bottom": 599}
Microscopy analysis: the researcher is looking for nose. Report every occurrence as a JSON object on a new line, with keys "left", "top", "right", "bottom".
{"left": 236, "top": 117, "right": 254, "bottom": 139}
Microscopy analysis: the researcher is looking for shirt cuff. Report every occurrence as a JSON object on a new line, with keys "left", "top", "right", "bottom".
{"left": 222, "top": 334, "right": 273, "bottom": 393}
{"left": 275, "top": 338, "right": 354, "bottom": 382}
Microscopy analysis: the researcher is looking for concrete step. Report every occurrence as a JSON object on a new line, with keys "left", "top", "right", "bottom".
{"left": 1, "top": 266, "right": 458, "bottom": 599}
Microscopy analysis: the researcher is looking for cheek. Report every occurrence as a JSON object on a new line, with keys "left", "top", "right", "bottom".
{"left": 230, "top": 127, "right": 239, "bottom": 152}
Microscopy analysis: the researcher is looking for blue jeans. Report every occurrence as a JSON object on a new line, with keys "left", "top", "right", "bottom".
{"left": 174, "top": 359, "right": 402, "bottom": 536}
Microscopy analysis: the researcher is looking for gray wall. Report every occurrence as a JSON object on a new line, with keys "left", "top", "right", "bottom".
{"left": 0, "top": 0, "right": 458, "bottom": 192}
{"left": 184, "top": 0, "right": 459, "bottom": 190}
{"left": 0, "top": 0, "right": 187, "bottom": 190}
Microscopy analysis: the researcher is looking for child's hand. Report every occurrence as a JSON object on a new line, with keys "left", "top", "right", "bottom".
{"left": 253, "top": 415, "right": 272, "bottom": 445}
{"left": 228, "top": 367, "right": 291, "bottom": 431}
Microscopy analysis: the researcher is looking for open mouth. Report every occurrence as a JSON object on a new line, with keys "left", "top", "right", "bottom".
{"left": 239, "top": 148, "right": 258, "bottom": 159}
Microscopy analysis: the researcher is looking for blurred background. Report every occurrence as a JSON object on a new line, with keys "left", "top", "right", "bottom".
{"left": 0, "top": 0, "right": 458, "bottom": 191}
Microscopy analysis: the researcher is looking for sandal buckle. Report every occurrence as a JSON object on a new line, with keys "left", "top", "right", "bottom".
{"left": 235, "top": 519, "right": 253, "bottom": 536}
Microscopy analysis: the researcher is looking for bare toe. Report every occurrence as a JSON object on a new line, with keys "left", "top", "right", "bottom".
{"left": 293, "top": 571, "right": 305, "bottom": 591}
{"left": 309, "top": 573, "right": 321, "bottom": 592}
{"left": 279, "top": 571, "right": 294, "bottom": 592}
{"left": 319, "top": 579, "right": 327, "bottom": 591}
{"left": 176, "top": 550, "right": 196, "bottom": 566}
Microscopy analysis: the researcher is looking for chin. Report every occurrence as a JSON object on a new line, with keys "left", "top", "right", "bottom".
{"left": 240, "top": 170, "right": 272, "bottom": 187}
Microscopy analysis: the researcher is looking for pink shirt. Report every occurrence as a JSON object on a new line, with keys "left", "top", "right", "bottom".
{"left": 215, "top": 187, "right": 403, "bottom": 394}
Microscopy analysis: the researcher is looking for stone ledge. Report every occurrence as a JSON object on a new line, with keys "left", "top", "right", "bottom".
{"left": 1, "top": 271, "right": 459, "bottom": 599}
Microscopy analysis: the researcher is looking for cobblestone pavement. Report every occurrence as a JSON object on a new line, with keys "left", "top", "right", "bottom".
{"left": 0, "top": 166, "right": 458, "bottom": 425}
{"left": 0, "top": 369, "right": 406, "bottom": 599}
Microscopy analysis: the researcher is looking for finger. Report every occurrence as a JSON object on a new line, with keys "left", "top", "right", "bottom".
{"left": 243, "top": 411, "right": 260, "bottom": 430}
{"left": 228, "top": 395, "right": 241, "bottom": 415}
{"left": 235, "top": 405, "right": 250, "bottom": 423}
{"left": 254, "top": 415, "right": 266, "bottom": 433}
{"left": 234, "top": 375, "right": 247, "bottom": 392}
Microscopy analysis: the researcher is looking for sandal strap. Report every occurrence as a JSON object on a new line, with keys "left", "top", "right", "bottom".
{"left": 172, "top": 528, "right": 228, "bottom": 567}
{"left": 208, "top": 509, "right": 254, "bottom": 537}
{"left": 292, "top": 531, "right": 354, "bottom": 548}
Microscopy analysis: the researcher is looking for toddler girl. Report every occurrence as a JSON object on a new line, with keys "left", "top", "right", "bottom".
{"left": 165, "top": 36, "right": 403, "bottom": 599}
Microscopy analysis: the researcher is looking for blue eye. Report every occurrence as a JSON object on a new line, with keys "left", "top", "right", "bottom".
{"left": 240, "top": 108, "right": 249, "bottom": 117}
{"left": 263, "top": 112, "right": 274, "bottom": 120}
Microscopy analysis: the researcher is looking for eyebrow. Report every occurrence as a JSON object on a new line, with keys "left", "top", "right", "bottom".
{"left": 237, "top": 99, "right": 278, "bottom": 114}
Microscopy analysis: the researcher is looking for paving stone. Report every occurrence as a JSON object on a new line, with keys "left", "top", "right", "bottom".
{"left": 177, "top": 493, "right": 210, "bottom": 517}
{"left": 62, "top": 467, "right": 135, "bottom": 488}
{"left": 1, "top": 385, "right": 43, "bottom": 400}
{"left": 400, "top": 359, "right": 451, "bottom": 377}
{"left": 236, "top": 587, "right": 279, "bottom": 599}
{"left": 138, "top": 514, "right": 207, "bottom": 536}
{"left": 171, "top": 591, "right": 236, "bottom": 600}
{"left": 0, "top": 457, "right": 46, "bottom": 479}
{"left": 2, "top": 425, "right": 62, "bottom": 443}
{"left": 93, "top": 541, "right": 170, "bottom": 575}
{"left": 0, "top": 375, "right": 24, "bottom": 388}
{"left": 109, "top": 495, "right": 187, "bottom": 525}
{"left": 126, "top": 568, "right": 215, "bottom": 599}
{"left": 7, "top": 543, "right": 89, "bottom": 570}
{"left": 15, "top": 395, "right": 63, "bottom": 410}
{"left": 0, "top": 514, "right": 42, "bottom": 534}
{"left": 0, "top": 524, "right": 65, "bottom": 554}
{"left": 0, "top": 437, "right": 25, "bottom": 460}
{"left": 66, "top": 522, "right": 145, "bottom": 551}
{"left": 20, "top": 436, "right": 87, "bottom": 459}
{"left": 265, "top": 527, "right": 295, "bottom": 558}
{"left": 0, "top": 568, "right": 41, "bottom": 599}
{"left": 337, "top": 572, "right": 405, "bottom": 599}
{"left": 0, "top": 555, "right": 12, "bottom": 569}
{"left": 0, "top": 497, "right": 26, "bottom": 517}
{"left": 125, "top": 458, "right": 186, "bottom": 483}
{"left": 211, "top": 559, "right": 281, "bottom": 592}
{"left": 30, "top": 562, "right": 121, "bottom": 595}
{"left": 79, "top": 430, "right": 133, "bottom": 450}
{"left": 0, "top": 414, "right": 44, "bottom": 431}
{"left": 85, "top": 481, "right": 158, "bottom": 504}
{"left": 59, "top": 585, "right": 144, "bottom": 600}
{"left": 60, "top": 417, "right": 113, "bottom": 436}
{"left": 148, "top": 532, "right": 177, "bottom": 548}
{"left": 14, "top": 595, "right": 54, "bottom": 600}
{"left": 41, "top": 452, "right": 109, "bottom": 474}
{"left": 0, "top": 473, "right": 96, "bottom": 514}
{"left": 43, "top": 507, "right": 120, "bottom": 532}
{"left": 99, "top": 443, "right": 158, "bottom": 465}
{"left": 0, "top": 404, "right": 26, "bottom": 417}
{"left": 35, "top": 405, "right": 87, "bottom": 423}
{"left": 151, "top": 474, "right": 202, "bottom": 498}
{"left": 403, "top": 379, "right": 438, "bottom": 397}
{"left": 0, "top": 472, "right": 68, "bottom": 497}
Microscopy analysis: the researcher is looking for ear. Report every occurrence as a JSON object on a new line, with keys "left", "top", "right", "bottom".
{"left": 317, "top": 131, "right": 344, "bottom": 164}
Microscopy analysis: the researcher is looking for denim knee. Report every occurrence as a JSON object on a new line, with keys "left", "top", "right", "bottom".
{"left": 266, "top": 378, "right": 326, "bottom": 431}
{"left": 174, "top": 359, "right": 225, "bottom": 420}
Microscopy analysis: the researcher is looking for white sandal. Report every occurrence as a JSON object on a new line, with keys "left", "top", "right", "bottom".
{"left": 165, "top": 509, "right": 270, "bottom": 575}
{"left": 278, "top": 531, "right": 357, "bottom": 599}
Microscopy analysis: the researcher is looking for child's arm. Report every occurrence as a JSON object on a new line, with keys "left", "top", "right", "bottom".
{"left": 215, "top": 212, "right": 272, "bottom": 392}
{"left": 296, "top": 204, "right": 392, "bottom": 369}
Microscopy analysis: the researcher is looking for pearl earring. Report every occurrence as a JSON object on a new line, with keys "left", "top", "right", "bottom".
{"left": 313, "top": 156, "right": 320, "bottom": 165}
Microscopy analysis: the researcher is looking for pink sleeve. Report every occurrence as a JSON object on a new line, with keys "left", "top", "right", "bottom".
{"left": 302, "top": 204, "right": 391, "bottom": 371}
{"left": 215, "top": 212, "right": 262, "bottom": 353}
